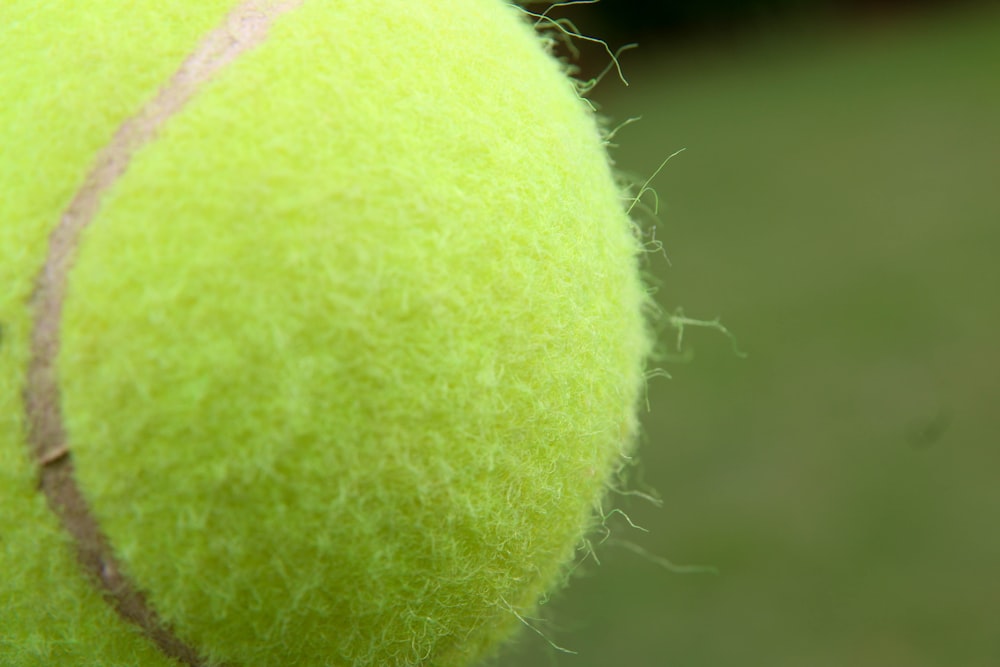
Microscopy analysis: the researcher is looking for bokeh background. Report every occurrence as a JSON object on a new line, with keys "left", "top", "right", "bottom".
{"left": 499, "top": 2, "right": 1000, "bottom": 666}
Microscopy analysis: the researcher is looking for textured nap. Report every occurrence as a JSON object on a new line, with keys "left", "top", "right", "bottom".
{"left": 0, "top": 1, "right": 650, "bottom": 666}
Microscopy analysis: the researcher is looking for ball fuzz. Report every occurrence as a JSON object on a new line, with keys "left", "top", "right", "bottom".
{"left": 0, "top": 1, "right": 650, "bottom": 665}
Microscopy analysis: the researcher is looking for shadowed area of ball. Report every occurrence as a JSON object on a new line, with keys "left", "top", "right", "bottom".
{"left": 0, "top": 1, "right": 651, "bottom": 665}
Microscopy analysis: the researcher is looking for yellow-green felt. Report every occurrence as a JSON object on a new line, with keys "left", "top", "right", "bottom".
{"left": 0, "top": 1, "right": 650, "bottom": 665}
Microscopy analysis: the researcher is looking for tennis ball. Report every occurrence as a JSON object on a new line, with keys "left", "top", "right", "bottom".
{"left": 0, "top": 1, "right": 650, "bottom": 666}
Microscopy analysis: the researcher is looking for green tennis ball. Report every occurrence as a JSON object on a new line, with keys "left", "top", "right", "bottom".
{"left": 0, "top": 1, "right": 650, "bottom": 666}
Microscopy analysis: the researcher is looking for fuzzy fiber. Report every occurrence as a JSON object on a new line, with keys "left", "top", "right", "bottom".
{"left": 0, "top": 1, "right": 650, "bottom": 665}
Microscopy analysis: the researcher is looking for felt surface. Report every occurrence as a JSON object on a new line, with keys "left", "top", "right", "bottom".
{"left": 0, "top": 1, "right": 650, "bottom": 665}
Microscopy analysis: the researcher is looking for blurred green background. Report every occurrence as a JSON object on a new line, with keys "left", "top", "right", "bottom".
{"left": 501, "top": 2, "right": 1000, "bottom": 666}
